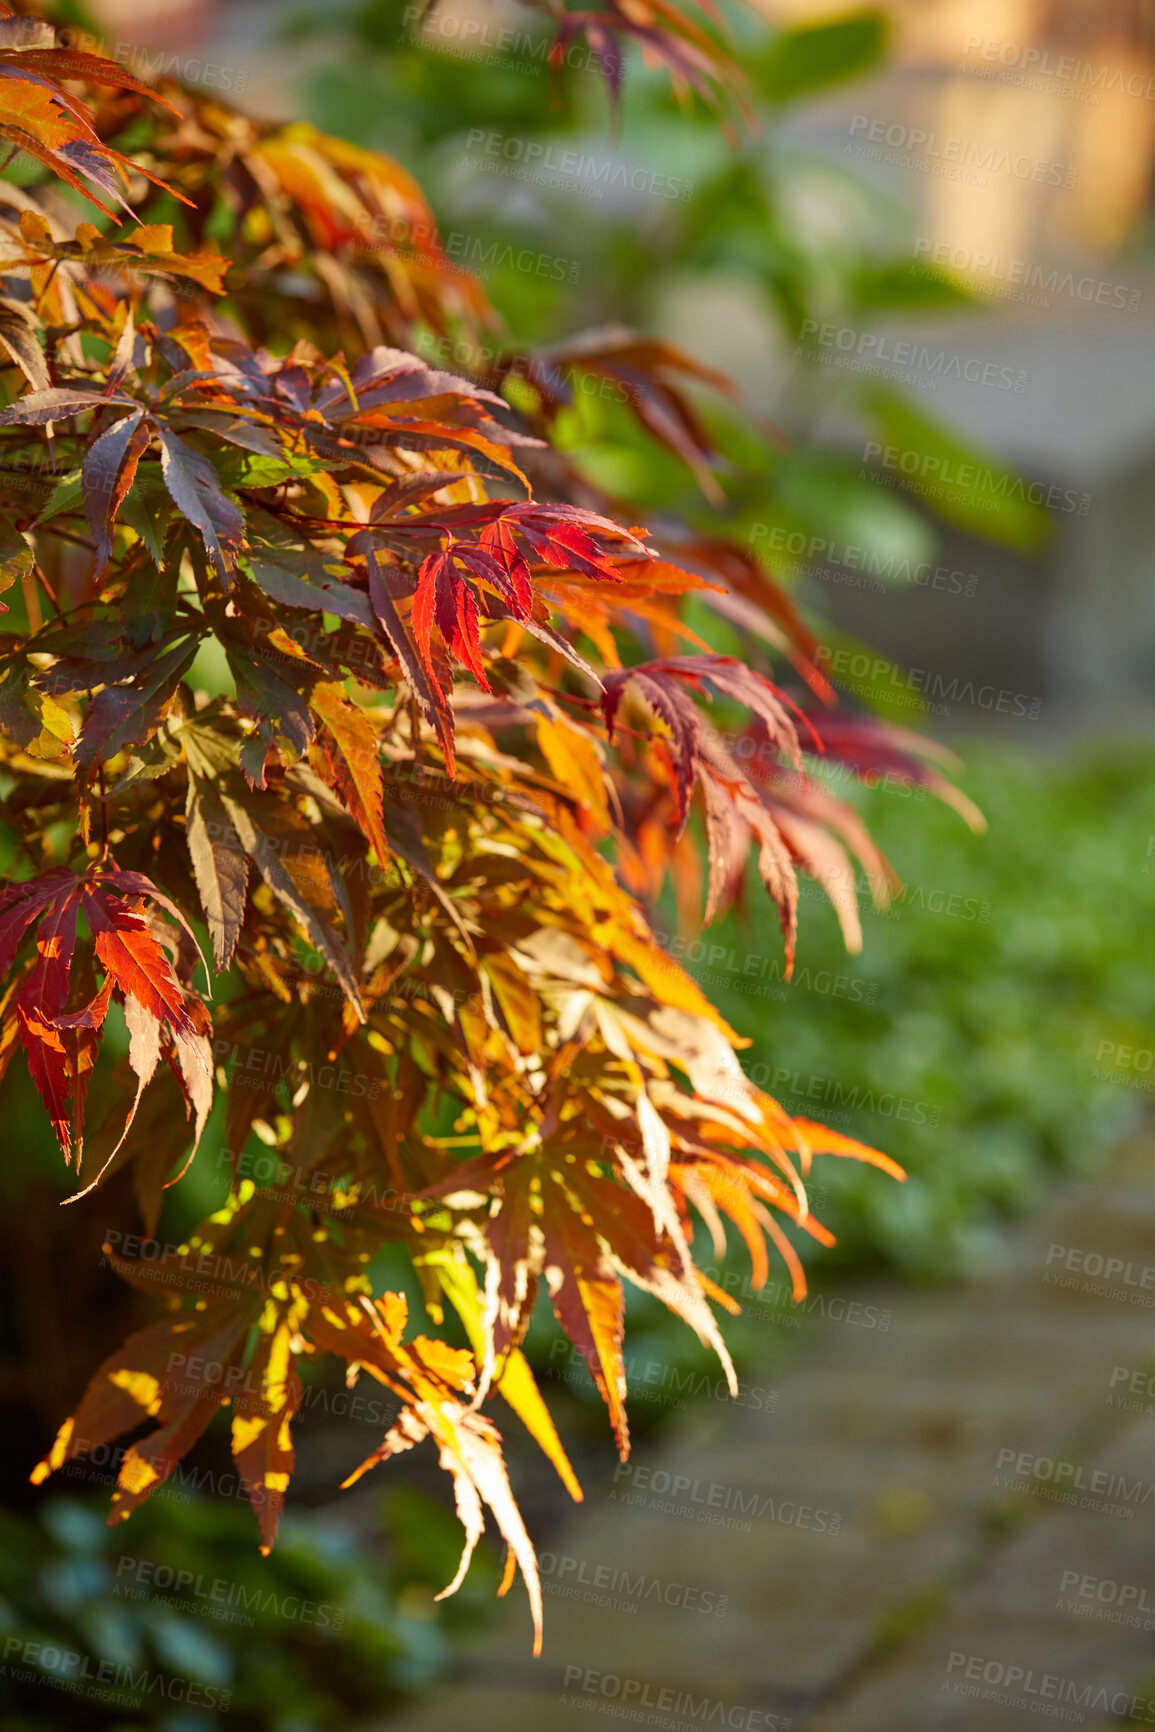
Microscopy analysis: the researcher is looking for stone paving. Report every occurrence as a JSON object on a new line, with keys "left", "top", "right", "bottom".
{"left": 371, "top": 1126, "right": 1155, "bottom": 1732}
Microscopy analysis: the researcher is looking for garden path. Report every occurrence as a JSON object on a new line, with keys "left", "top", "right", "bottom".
{"left": 373, "top": 1123, "right": 1155, "bottom": 1732}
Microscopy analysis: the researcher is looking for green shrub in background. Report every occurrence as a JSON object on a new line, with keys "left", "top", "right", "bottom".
{"left": 716, "top": 743, "right": 1154, "bottom": 1277}
{"left": 0, "top": 1488, "right": 499, "bottom": 1731}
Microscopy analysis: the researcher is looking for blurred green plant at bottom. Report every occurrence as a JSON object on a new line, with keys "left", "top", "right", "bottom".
{"left": 0, "top": 1486, "right": 494, "bottom": 1732}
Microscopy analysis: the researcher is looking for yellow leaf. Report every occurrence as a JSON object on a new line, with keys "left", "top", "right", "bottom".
{"left": 433, "top": 1252, "right": 583, "bottom": 1504}
{"left": 605, "top": 922, "right": 744, "bottom": 1041}
{"left": 536, "top": 715, "right": 611, "bottom": 835}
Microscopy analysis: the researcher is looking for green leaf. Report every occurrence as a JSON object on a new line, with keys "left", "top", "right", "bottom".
{"left": 217, "top": 787, "right": 365, "bottom": 1017}
{"left": 113, "top": 728, "right": 183, "bottom": 789}
{"left": 776, "top": 450, "right": 936, "bottom": 579}
{"left": 74, "top": 636, "right": 200, "bottom": 771}
{"left": 245, "top": 556, "right": 375, "bottom": 629}
{"left": 82, "top": 406, "right": 148, "bottom": 577}
{"left": 157, "top": 427, "right": 244, "bottom": 582}
{"left": 757, "top": 12, "right": 888, "bottom": 105}
{"left": 848, "top": 260, "right": 980, "bottom": 314}
{"left": 805, "top": 620, "right": 928, "bottom": 722}
{"left": 32, "top": 466, "right": 82, "bottom": 527}
{"left": 861, "top": 383, "right": 1052, "bottom": 554}
{"left": 0, "top": 662, "right": 73, "bottom": 753}
{"left": 0, "top": 519, "right": 32, "bottom": 612}
{"left": 211, "top": 450, "right": 311, "bottom": 491}
{"left": 117, "top": 467, "right": 172, "bottom": 570}
{"left": 224, "top": 647, "right": 315, "bottom": 765}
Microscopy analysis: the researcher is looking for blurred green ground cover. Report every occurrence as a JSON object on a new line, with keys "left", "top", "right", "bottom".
{"left": 0, "top": 1488, "right": 500, "bottom": 1731}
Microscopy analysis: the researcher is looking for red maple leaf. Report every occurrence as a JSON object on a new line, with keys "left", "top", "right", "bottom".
{"left": 0, "top": 866, "right": 209, "bottom": 1177}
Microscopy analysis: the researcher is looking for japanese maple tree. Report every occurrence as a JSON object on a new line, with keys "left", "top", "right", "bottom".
{"left": 0, "top": 2, "right": 977, "bottom": 1650}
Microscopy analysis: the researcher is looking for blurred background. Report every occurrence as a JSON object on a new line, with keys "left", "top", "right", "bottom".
{"left": 3, "top": 0, "right": 1155, "bottom": 1727}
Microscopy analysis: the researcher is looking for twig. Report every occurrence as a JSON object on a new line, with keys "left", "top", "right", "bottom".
{"left": 20, "top": 568, "right": 41, "bottom": 634}
{"left": 97, "top": 764, "right": 109, "bottom": 864}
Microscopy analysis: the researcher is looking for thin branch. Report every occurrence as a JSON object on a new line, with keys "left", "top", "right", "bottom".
{"left": 20, "top": 567, "right": 41, "bottom": 634}
{"left": 97, "top": 763, "right": 109, "bottom": 864}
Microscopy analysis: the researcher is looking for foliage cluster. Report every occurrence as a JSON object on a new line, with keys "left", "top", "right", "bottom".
{"left": 2, "top": 740, "right": 1151, "bottom": 1729}
{"left": 0, "top": 0, "right": 993, "bottom": 1657}
{"left": 0, "top": 1488, "right": 483, "bottom": 1731}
